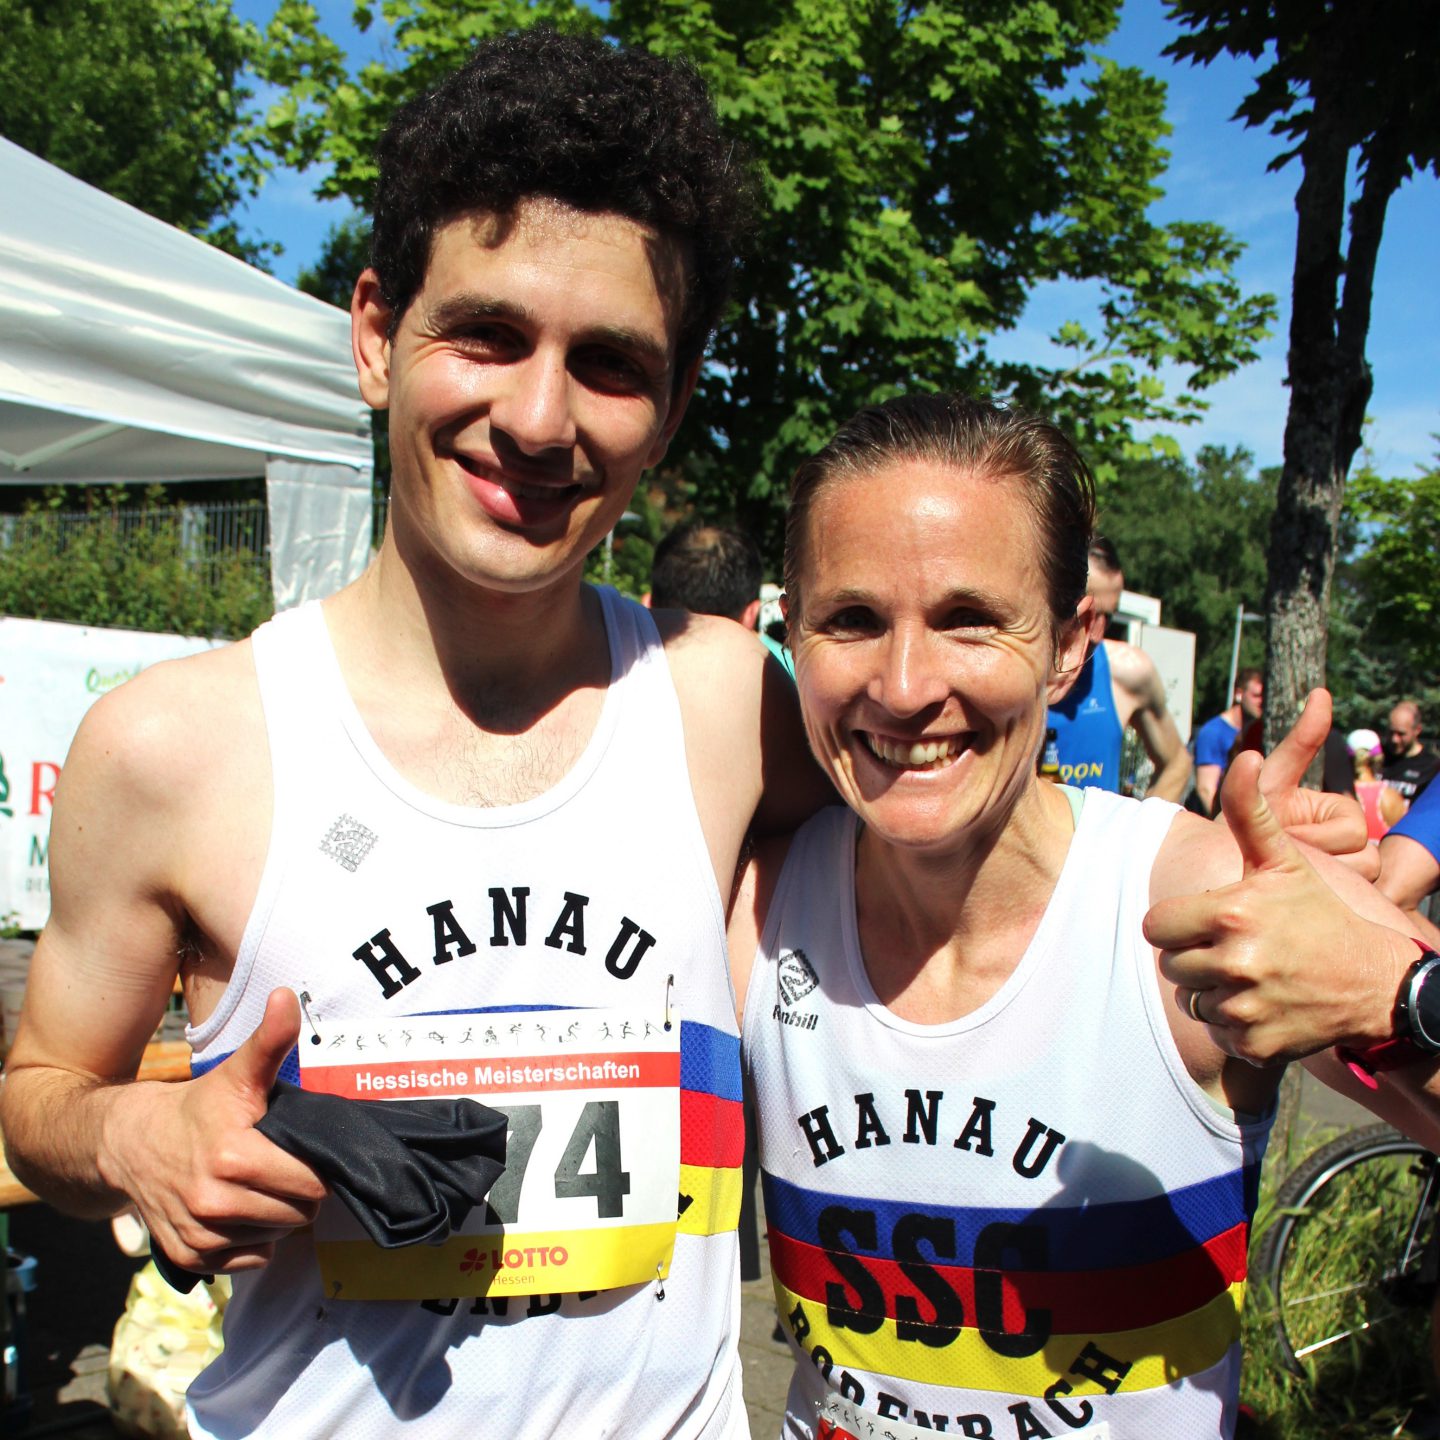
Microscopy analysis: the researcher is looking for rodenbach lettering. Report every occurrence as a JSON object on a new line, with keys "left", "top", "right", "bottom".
{"left": 1042, "top": 1377, "right": 1094, "bottom": 1428}
{"left": 1067, "top": 1340, "right": 1132, "bottom": 1394}
{"left": 1006, "top": 1400, "right": 1055, "bottom": 1439}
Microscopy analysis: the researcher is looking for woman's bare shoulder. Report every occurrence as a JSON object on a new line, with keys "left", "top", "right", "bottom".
{"left": 1148, "top": 806, "right": 1243, "bottom": 906}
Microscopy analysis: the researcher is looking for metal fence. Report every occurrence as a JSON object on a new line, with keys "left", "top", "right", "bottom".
{"left": 0, "top": 498, "right": 268, "bottom": 556}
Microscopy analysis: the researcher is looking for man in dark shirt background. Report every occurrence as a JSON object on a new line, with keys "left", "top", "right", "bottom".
{"left": 1383, "top": 699, "right": 1440, "bottom": 802}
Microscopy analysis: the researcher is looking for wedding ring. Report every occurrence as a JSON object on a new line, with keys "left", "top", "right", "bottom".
{"left": 1186, "top": 987, "right": 1206, "bottom": 1024}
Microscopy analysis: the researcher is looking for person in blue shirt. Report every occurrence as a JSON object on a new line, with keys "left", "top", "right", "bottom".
{"left": 1379, "top": 777, "right": 1440, "bottom": 946}
{"left": 1194, "top": 666, "right": 1265, "bottom": 815}
{"left": 1046, "top": 536, "right": 1191, "bottom": 799}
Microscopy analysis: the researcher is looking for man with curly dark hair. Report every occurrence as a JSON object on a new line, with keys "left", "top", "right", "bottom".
{"left": 2, "top": 28, "right": 822, "bottom": 1438}
{"left": 370, "top": 27, "right": 755, "bottom": 377}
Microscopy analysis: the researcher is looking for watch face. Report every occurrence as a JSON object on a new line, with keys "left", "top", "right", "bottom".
{"left": 1408, "top": 955, "right": 1440, "bottom": 1052}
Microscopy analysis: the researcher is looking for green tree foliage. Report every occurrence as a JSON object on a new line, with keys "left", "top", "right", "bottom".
{"left": 1101, "top": 443, "right": 1440, "bottom": 732}
{"left": 0, "top": 0, "right": 274, "bottom": 263}
{"left": 1167, "top": 0, "right": 1440, "bottom": 745}
{"left": 0, "top": 488, "right": 274, "bottom": 638}
{"left": 1099, "top": 446, "right": 1275, "bottom": 715}
{"left": 1343, "top": 466, "right": 1440, "bottom": 665}
{"left": 297, "top": 213, "right": 372, "bottom": 308}
{"left": 1327, "top": 462, "right": 1440, "bottom": 730}
{"left": 299, "top": 215, "right": 393, "bottom": 491}
{"left": 260, "top": 0, "right": 1273, "bottom": 550}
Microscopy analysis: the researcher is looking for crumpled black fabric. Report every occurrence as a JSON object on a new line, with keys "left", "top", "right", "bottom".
{"left": 154, "top": 1083, "right": 508, "bottom": 1293}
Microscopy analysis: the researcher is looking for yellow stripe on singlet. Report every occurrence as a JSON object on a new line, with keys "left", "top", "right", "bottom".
{"left": 774, "top": 1276, "right": 1246, "bottom": 1396}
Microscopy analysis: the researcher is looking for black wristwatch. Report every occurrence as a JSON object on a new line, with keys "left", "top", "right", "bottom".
{"left": 1338, "top": 943, "right": 1440, "bottom": 1087}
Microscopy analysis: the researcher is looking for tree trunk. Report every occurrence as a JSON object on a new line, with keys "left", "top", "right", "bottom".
{"left": 1263, "top": 54, "right": 1349, "bottom": 756}
{"left": 1335, "top": 130, "right": 1403, "bottom": 480}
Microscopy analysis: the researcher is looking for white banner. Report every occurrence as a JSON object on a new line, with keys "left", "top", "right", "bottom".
{"left": 0, "top": 617, "right": 224, "bottom": 930}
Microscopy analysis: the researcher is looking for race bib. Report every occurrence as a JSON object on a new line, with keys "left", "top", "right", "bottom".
{"left": 300, "top": 1007, "right": 681, "bottom": 1300}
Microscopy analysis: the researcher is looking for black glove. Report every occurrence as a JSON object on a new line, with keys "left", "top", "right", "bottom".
{"left": 153, "top": 1083, "right": 507, "bottom": 1293}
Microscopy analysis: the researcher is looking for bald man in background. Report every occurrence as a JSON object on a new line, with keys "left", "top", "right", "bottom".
{"left": 1384, "top": 700, "right": 1440, "bottom": 803}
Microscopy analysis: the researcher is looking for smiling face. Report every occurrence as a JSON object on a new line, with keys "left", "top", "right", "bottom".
{"left": 353, "top": 200, "right": 694, "bottom": 595}
{"left": 789, "top": 458, "right": 1088, "bottom": 855}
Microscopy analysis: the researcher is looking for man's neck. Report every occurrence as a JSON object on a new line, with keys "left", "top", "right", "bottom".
{"left": 1224, "top": 703, "right": 1244, "bottom": 728}
{"left": 326, "top": 535, "right": 609, "bottom": 729}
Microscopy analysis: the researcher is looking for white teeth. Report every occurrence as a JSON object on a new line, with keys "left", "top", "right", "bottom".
{"left": 511, "top": 479, "right": 577, "bottom": 500}
{"left": 458, "top": 457, "right": 580, "bottom": 499}
{"left": 864, "top": 734, "right": 962, "bottom": 770}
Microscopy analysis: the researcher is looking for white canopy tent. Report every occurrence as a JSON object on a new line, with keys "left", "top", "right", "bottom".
{"left": 0, "top": 139, "right": 373, "bottom": 608}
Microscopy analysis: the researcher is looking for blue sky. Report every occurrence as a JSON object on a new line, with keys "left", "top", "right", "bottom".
{"left": 232, "top": 0, "right": 1438, "bottom": 479}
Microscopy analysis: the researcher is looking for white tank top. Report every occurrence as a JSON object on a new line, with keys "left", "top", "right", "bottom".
{"left": 742, "top": 794, "right": 1271, "bottom": 1440}
{"left": 186, "top": 588, "right": 746, "bottom": 1439}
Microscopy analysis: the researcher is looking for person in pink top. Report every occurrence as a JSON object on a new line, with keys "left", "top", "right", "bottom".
{"left": 1348, "top": 727, "right": 1407, "bottom": 841}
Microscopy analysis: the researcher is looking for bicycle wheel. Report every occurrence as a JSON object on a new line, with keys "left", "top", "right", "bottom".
{"left": 1255, "top": 1123, "right": 1438, "bottom": 1379}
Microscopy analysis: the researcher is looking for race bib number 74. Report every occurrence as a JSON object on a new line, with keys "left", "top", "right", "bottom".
{"left": 300, "top": 1007, "right": 681, "bottom": 1301}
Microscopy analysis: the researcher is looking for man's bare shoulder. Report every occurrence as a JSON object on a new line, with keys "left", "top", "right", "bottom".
{"left": 653, "top": 608, "right": 768, "bottom": 694}
{"left": 64, "top": 638, "right": 263, "bottom": 808}
{"left": 651, "top": 606, "right": 829, "bottom": 843}
{"left": 1102, "top": 637, "right": 1162, "bottom": 697}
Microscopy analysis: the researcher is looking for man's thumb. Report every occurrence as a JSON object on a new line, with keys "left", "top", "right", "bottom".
{"left": 226, "top": 987, "right": 300, "bottom": 1101}
{"left": 1220, "top": 750, "right": 1293, "bottom": 875}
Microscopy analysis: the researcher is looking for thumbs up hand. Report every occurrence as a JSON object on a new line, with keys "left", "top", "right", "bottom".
{"left": 1146, "top": 752, "right": 1412, "bottom": 1066}
{"left": 1236, "top": 688, "right": 1376, "bottom": 877}
{"left": 99, "top": 988, "right": 328, "bottom": 1277}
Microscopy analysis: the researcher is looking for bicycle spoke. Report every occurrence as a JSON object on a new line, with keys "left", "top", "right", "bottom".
{"left": 1256, "top": 1128, "right": 1438, "bottom": 1386}
{"left": 1293, "top": 1309, "right": 1411, "bottom": 1360}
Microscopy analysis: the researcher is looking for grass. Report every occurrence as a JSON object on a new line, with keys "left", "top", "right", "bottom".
{"left": 1241, "top": 1129, "right": 1437, "bottom": 1438}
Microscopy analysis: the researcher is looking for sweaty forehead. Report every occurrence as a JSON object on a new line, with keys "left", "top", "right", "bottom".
{"left": 800, "top": 459, "right": 1047, "bottom": 590}
{"left": 413, "top": 201, "right": 691, "bottom": 351}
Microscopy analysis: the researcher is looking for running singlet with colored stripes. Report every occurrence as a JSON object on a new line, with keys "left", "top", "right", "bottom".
{"left": 742, "top": 793, "right": 1272, "bottom": 1439}
{"left": 185, "top": 588, "right": 746, "bottom": 1440}
{"left": 1047, "top": 640, "right": 1123, "bottom": 791}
